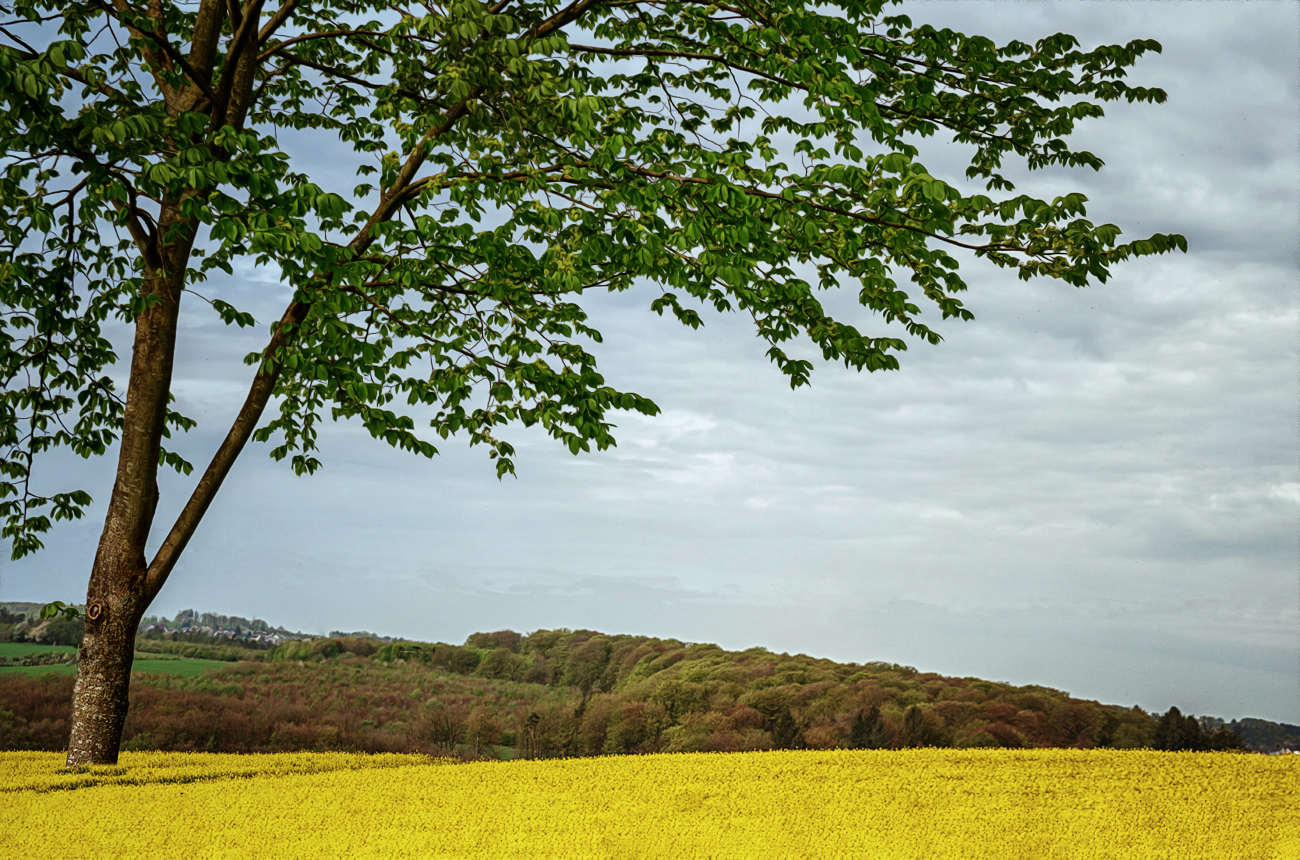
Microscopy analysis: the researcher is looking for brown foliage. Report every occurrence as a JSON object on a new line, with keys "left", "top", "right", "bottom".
{"left": 1, "top": 626, "right": 1194, "bottom": 759}
{"left": 1047, "top": 701, "right": 1100, "bottom": 748}
{"left": 983, "top": 721, "right": 1027, "bottom": 748}
{"left": 0, "top": 674, "right": 73, "bottom": 750}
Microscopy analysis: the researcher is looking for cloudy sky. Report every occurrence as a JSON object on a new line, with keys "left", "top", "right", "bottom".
{"left": 3, "top": 0, "right": 1296, "bottom": 724}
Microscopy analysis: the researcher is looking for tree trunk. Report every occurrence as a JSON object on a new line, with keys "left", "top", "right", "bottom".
{"left": 65, "top": 576, "right": 149, "bottom": 766}
{"left": 65, "top": 206, "right": 190, "bottom": 766}
{"left": 62, "top": 216, "right": 300, "bottom": 765}
{"left": 59, "top": 0, "right": 417, "bottom": 765}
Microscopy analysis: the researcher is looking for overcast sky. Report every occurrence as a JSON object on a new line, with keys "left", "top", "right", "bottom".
{"left": 3, "top": 0, "right": 1296, "bottom": 725}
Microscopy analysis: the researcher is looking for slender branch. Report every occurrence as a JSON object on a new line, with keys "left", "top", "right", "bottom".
{"left": 339, "top": 283, "right": 507, "bottom": 369}
{"left": 211, "top": 0, "right": 266, "bottom": 126}
{"left": 145, "top": 21, "right": 496, "bottom": 591}
{"left": 420, "top": 157, "right": 1031, "bottom": 257}
{"left": 143, "top": 298, "right": 308, "bottom": 598}
{"left": 591, "top": 161, "right": 1031, "bottom": 254}
{"left": 0, "top": 29, "right": 137, "bottom": 106}
{"left": 0, "top": 25, "right": 38, "bottom": 55}
{"left": 524, "top": 0, "right": 603, "bottom": 40}
{"left": 259, "top": 52, "right": 388, "bottom": 92}
{"left": 257, "top": 0, "right": 299, "bottom": 45}
{"left": 99, "top": 0, "right": 221, "bottom": 107}
{"left": 59, "top": 64, "right": 138, "bottom": 105}
{"left": 60, "top": 138, "right": 161, "bottom": 265}
{"left": 226, "top": 0, "right": 243, "bottom": 33}
{"left": 256, "top": 28, "right": 393, "bottom": 63}
{"left": 566, "top": 43, "right": 798, "bottom": 89}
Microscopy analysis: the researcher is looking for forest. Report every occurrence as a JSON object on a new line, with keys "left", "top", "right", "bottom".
{"left": 0, "top": 622, "right": 1257, "bottom": 757}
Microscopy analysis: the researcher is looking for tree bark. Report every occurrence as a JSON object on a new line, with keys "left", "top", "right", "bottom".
{"left": 65, "top": 581, "right": 150, "bottom": 766}
{"left": 66, "top": 205, "right": 191, "bottom": 766}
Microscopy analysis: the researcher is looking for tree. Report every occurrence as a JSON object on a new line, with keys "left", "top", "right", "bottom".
{"left": 0, "top": 0, "right": 1185, "bottom": 765}
{"left": 1153, "top": 705, "right": 1186, "bottom": 751}
{"left": 1180, "top": 713, "right": 1206, "bottom": 752}
{"left": 769, "top": 705, "right": 805, "bottom": 750}
{"left": 474, "top": 645, "right": 527, "bottom": 680}
{"left": 897, "top": 703, "right": 925, "bottom": 748}
{"left": 1154, "top": 706, "right": 1217, "bottom": 752}
{"left": 465, "top": 704, "right": 500, "bottom": 756}
{"left": 1205, "top": 727, "right": 1244, "bottom": 752}
{"left": 849, "top": 703, "right": 888, "bottom": 750}
{"left": 561, "top": 634, "right": 610, "bottom": 693}
{"left": 1047, "top": 700, "right": 1099, "bottom": 748}
{"left": 848, "top": 708, "right": 871, "bottom": 749}
{"left": 522, "top": 711, "right": 541, "bottom": 759}
{"left": 421, "top": 700, "right": 469, "bottom": 751}
{"left": 31, "top": 613, "right": 85, "bottom": 646}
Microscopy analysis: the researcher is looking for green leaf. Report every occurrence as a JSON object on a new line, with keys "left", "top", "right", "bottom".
{"left": 40, "top": 601, "right": 81, "bottom": 621}
{"left": 0, "top": 0, "right": 1183, "bottom": 572}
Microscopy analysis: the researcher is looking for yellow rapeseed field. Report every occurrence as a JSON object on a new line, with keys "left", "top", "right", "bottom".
{"left": 3, "top": 748, "right": 1296, "bottom": 858}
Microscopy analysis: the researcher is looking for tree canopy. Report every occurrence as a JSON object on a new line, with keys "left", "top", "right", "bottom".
{"left": 0, "top": 0, "right": 1186, "bottom": 556}
{"left": 0, "top": 0, "right": 1185, "bottom": 764}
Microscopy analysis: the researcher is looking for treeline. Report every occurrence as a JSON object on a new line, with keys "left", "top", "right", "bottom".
{"left": 166, "top": 609, "right": 275, "bottom": 632}
{"left": 1, "top": 606, "right": 294, "bottom": 650}
{"left": 0, "top": 602, "right": 320, "bottom": 653}
{"left": 0, "top": 665, "right": 571, "bottom": 756}
{"left": 135, "top": 630, "right": 277, "bottom": 660}
{"left": 0, "top": 627, "right": 1246, "bottom": 756}
{"left": 1228, "top": 718, "right": 1300, "bottom": 753}
{"left": 136, "top": 633, "right": 387, "bottom": 663}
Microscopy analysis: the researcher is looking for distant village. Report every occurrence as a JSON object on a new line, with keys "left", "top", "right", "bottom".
{"left": 138, "top": 621, "right": 295, "bottom": 646}
{"left": 136, "top": 608, "right": 397, "bottom": 646}
{"left": 1, "top": 602, "right": 395, "bottom": 650}
{"left": 137, "top": 610, "right": 303, "bottom": 647}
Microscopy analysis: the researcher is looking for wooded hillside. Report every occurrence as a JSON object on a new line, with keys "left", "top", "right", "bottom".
{"left": 0, "top": 625, "right": 1250, "bottom": 756}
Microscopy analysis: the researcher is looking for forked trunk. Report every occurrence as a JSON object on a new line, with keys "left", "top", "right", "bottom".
{"left": 62, "top": 203, "right": 300, "bottom": 765}
{"left": 59, "top": 0, "right": 364, "bottom": 765}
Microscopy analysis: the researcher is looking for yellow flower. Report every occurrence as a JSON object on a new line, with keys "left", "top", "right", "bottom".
{"left": 2, "top": 749, "right": 1296, "bottom": 858}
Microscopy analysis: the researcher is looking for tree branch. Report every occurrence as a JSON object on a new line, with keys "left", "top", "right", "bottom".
{"left": 59, "top": 64, "right": 139, "bottom": 106}
{"left": 566, "top": 43, "right": 798, "bottom": 90}
{"left": 212, "top": 0, "right": 266, "bottom": 127}
{"left": 257, "top": 0, "right": 299, "bottom": 46}
{"left": 144, "top": 298, "right": 309, "bottom": 599}
{"left": 145, "top": 31, "right": 496, "bottom": 592}
{"left": 525, "top": 0, "right": 603, "bottom": 39}
{"left": 99, "top": 0, "right": 220, "bottom": 108}
{"left": 256, "top": 28, "right": 394, "bottom": 63}
{"left": 0, "top": 25, "right": 38, "bottom": 55}
{"left": 258, "top": 51, "right": 388, "bottom": 92}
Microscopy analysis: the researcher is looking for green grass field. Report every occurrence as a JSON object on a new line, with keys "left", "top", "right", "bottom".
{"left": 0, "top": 644, "right": 228, "bottom": 677}
{"left": 0, "top": 663, "right": 77, "bottom": 677}
{"left": 131, "top": 658, "right": 229, "bottom": 676}
{"left": 0, "top": 642, "right": 77, "bottom": 658}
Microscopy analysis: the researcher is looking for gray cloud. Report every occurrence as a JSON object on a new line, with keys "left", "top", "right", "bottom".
{"left": 2, "top": 1, "right": 1295, "bottom": 724}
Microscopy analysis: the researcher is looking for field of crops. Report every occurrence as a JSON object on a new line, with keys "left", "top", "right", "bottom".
{"left": 4, "top": 748, "right": 1296, "bottom": 858}
{"left": 0, "top": 644, "right": 228, "bottom": 677}
{"left": 0, "top": 643, "right": 78, "bottom": 659}
{"left": 0, "top": 661, "right": 235, "bottom": 678}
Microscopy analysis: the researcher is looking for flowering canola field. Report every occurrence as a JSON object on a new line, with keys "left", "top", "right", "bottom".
{"left": 3, "top": 749, "right": 1297, "bottom": 858}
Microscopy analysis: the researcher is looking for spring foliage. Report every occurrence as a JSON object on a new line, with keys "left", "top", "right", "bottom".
{"left": 0, "top": 629, "right": 1246, "bottom": 756}
{"left": 0, "top": 0, "right": 1186, "bottom": 557}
